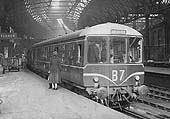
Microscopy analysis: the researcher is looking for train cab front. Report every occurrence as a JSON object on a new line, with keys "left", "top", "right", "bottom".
{"left": 83, "top": 35, "right": 148, "bottom": 107}
{"left": 83, "top": 64, "right": 148, "bottom": 107}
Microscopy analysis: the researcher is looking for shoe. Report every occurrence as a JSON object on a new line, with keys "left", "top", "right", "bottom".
{"left": 52, "top": 88, "right": 57, "bottom": 90}
{"left": 48, "top": 83, "right": 52, "bottom": 89}
{"left": 54, "top": 83, "right": 58, "bottom": 90}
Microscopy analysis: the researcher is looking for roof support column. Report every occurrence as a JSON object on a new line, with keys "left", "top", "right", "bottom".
{"left": 164, "top": 12, "right": 170, "bottom": 59}
{"left": 145, "top": 14, "right": 150, "bottom": 61}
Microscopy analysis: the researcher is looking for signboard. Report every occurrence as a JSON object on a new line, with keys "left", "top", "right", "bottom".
{"left": 0, "top": 33, "right": 17, "bottom": 39}
{"left": 110, "top": 29, "right": 126, "bottom": 35}
{"left": 162, "top": 0, "right": 170, "bottom": 4}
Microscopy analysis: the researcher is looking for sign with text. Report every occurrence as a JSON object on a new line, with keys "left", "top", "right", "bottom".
{"left": 0, "top": 33, "right": 17, "bottom": 39}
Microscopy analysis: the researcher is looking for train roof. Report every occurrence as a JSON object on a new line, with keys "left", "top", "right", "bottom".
{"left": 33, "top": 22, "right": 142, "bottom": 47}
{"left": 80, "top": 22, "right": 142, "bottom": 36}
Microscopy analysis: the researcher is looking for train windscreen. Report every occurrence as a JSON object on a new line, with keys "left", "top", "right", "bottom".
{"left": 110, "top": 37, "right": 126, "bottom": 63}
{"left": 128, "top": 37, "right": 142, "bottom": 63}
{"left": 87, "top": 36, "right": 142, "bottom": 64}
{"left": 110, "top": 36, "right": 142, "bottom": 64}
{"left": 87, "top": 36, "right": 107, "bottom": 64}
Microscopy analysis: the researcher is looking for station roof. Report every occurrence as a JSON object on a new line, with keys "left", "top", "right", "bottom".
{"left": 0, "top": 0, "right": 169, "bottom": 39}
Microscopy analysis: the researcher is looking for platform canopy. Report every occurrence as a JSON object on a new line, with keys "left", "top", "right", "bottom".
{"left": 0, "top": 0, "right": 170, "bottom": 39}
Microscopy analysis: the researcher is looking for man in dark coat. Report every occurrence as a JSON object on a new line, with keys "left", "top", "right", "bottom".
{"left": 87, "top": 43, "right": 100, "bottom": 63}
{"left": 48, "top": 50, "right": 61, "bottom": 90}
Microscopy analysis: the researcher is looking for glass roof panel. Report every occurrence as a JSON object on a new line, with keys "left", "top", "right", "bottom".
{"left": 24, "top": 0, "right": 92, "bottom": 30}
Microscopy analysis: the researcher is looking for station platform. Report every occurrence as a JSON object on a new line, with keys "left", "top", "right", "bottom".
{"left": 144, "top": 61, "right": 170, "bottom": 68}
{"left": 144, "top": 66, "right": 170, "bottom": 75}
{"left": 144, "top": 66, "right": 170, "bottom": 89}
{"left": 0, "top": 68, "right": 132, "bottom": 119}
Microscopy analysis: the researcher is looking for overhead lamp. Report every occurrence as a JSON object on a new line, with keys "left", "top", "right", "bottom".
{"left": 51, "top": 0, "right": 60, "bottom": 8}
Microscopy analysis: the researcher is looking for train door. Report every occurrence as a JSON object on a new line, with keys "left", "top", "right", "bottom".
{"left": 69, "top": 41, "right": 85, "bottom": 85}
{"left": 77, "top": 41, "right": 84, "bottom": 66}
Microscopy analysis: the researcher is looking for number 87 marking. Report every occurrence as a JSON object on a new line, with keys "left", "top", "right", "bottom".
{"left": 112, "top": 70, "right": 125, "bottom": 81}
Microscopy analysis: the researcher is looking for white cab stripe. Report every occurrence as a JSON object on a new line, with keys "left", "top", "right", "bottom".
{"left": 83, "top": 72, "right": 144, "bottom": 86}
{"left": 83, "top": 73, "right": 118, "bottom": 86}
{"left": 120, "top": 72, "right": 144, "bottom": 85}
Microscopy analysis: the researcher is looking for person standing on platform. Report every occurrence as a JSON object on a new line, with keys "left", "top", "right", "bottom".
{"left": 21, "top": 54, "right": 26, "bottom": 69}
{"left": 48, "top": 48, "right": 61, "bottom": 90}
{"left": 2, "top": 55, "right": 8, "bottom": 74}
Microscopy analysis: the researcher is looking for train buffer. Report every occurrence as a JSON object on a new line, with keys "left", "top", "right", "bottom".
{"left": 0, "top": 68, "right": 134, "bottom": 119}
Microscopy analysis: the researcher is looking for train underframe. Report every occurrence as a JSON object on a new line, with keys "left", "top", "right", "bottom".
{"left": 86, "top": 84, "right": 149, "bottom": 109}
{"left": 61, "top": 78, "right": 148, "bottom": 109}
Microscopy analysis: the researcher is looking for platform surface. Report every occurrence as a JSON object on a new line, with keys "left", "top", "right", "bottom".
{"left": 0, "top": 68, "right": 133, "bottom": 119}
{"left": 144, "top": 66, "right": 170, "bottom": 75}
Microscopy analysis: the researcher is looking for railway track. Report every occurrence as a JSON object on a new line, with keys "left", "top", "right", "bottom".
{"left": 148, "top": 85, "right": 170, "bottom": 101}
{"left": 62, "top": 82, "right": 170, "bottom": 119}
{"left": 137, "top": 85, "right": 170, "bottom": 112}
{"left": 128, "top": 103, "right": 170, "bottom": 119}
{"left": 62, "top": 81, "right": 170, "bottom": 119}
{"left": 121, "top": 108, "right": 150, "bottom": 119}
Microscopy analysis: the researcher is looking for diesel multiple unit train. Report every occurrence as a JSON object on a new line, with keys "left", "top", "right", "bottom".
{"left": 27, "top": 23, "right": 148, "bottom": 108}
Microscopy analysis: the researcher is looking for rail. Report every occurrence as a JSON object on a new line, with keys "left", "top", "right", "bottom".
{"left": 122, "top": 108, "right": 150, "bottom": 119}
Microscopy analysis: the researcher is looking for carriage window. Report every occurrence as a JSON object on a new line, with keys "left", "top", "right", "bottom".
{"left": 44, "top": 47, "right": 48, "bottom": 60}
{"left": 37, "top": 47, "right": 41, "bottom": 60}
{"left": 129, "top": 37, "right": 142, "bottom": 63}
{"left": 109, "top": 37, "right": 126, "bottom": 64}
{"left": 77, "top": 43, "right": 84, "bottom": 66}
{"left": 77, "top": 44, "right": 81, "bottom": 63}
{"left": 58, "top": 45, "right": 62, "bottom": 60}
{"left": 61, "top": 44, "right": 65, "bottom": 63}
{"left": 65, "top": 43, "right": 72, "bottom": 65}
{"left": 87, "top": 36, "right": 107, "bottom": 64}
